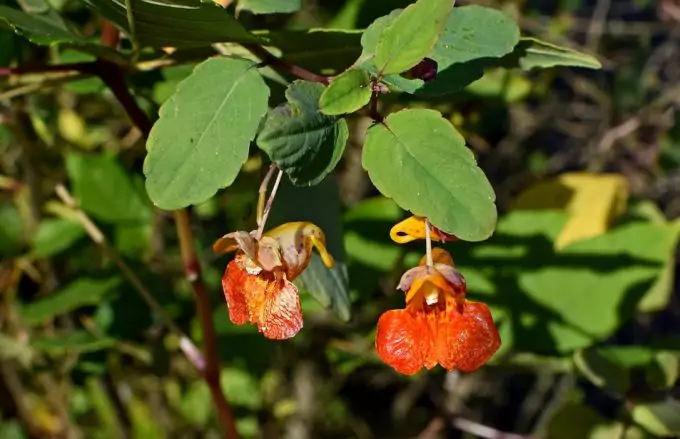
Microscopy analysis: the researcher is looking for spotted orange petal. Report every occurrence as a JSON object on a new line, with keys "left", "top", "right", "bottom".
{"left": 375, "top": 309, "right": 429, "bottom": 375}
{"left": 447, "top": 300, "right": 501, "bottom": 372}
{"left": 257, "top": 278, "right": 303, "bottom": 340}
{"left": 221, "top": 257, "right": 250, "bottom": 325}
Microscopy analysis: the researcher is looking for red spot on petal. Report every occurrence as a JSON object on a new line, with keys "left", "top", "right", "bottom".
{"left": 448, "top": 301, "right": 501, "bottom": 372}
{"left": 375, "top": 309, "right": 429, "bottom": 375}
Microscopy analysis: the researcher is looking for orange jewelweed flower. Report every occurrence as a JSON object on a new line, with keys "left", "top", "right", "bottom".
{"left": 375, "top": 248, "right": 500, "bottom": 375}
{"left": 213, "top": 222, "right": 334, "bottom": 340}
{"left": 390, "top": 216, "right": 458, "bottom": 244}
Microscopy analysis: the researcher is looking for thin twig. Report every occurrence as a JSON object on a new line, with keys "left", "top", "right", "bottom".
{"left": 0, "top": 62, "right": 97, "bottom": 77}
{"left": 255, "top": 169, "right": 283, "bottom": 239}
{"left": 124, "top": 0, "right": 140, "bottom": 62}
{"left": 257, "top": 164, "right": 277, "bottom": 226}
{"left": 452, "top": 417, "right": 531, "bottom": 439}
{"left": 52, "top": 184, "right": 205, "bottom": 368}
{"left": 242, "top": 43, "right": 330, "bottom": 84}
{"left": 425, "top": 218, "right": 434, "bottom": 267}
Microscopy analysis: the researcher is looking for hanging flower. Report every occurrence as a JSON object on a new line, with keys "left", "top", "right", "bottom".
{"left": 390, "top": 215, "right": 458, "bottom": 244}
{"left": 213, "top": 221, "right": 334, "bottom": 340}
{"left": 375, "top": 248, "right": 500, "bottom": 375}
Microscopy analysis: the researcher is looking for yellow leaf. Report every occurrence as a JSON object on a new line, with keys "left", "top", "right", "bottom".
{"left": 514, "top": 173, "right": 629, "bottom": 249}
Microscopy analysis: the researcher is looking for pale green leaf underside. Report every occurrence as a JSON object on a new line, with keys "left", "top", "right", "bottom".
{"left": 144, "top": 57, "right": 270, "bottom": 210}
{"left": 509, "top": 37, "right": 602, "bottom": 70}
{"left": 81, "top": 0, "right": 260, "bottom": 48}
{"left": 373, "top": 0, "right": 452, "bottom": 75}
{"left": 0, "top": 5, "right": 124, "bottom": 62}
{"left": 362, "top": 109, "right": 497, "bottom": 241}
{"left": 237, "top": 0, "right": 301, "bottom": 15}
{"left": 319, "top": 68, "right": 371, "bottom": 115}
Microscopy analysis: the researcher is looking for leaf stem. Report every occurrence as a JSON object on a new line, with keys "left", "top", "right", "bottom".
{"left": 425, "top": 218, "right": 433, "bottom": 267}
{"left": 242, "top": 43, "right": 331, "bottom": 85}
{"left": 124, "top": 0, "right": 141, "bottom": 62}
{"left": 257, "top": 163, "right": 277, "bottom": 226}
{"left": 255, "top": 169, "right": 284, "bottom": 239}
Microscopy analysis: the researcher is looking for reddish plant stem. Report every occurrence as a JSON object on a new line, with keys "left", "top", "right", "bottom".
{"left": 174, "top": 210, "right": 240, "bottom": 439}
{"left": 100, "top": 21, "right": 120, "bottom": 48}
{"left": 242, "top": 43, "right": 331, "bottom": 84}
{"left": 94, "top": 21, "right": 239, "bottom": 439}
{"left": 0, "top": 62, "right": 97, "bottom": 77}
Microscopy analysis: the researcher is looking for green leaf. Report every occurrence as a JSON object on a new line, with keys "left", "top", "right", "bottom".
{"left": 503, "top": 37, "right": 602, "bottom": 71}
{"left": 546, "top": 396, "right": 647, "bottom": 439}
{"left": 67, "top": 152, "right": 151, "bottom": 223}
{"left": 258, "top": 81, "right": 348, "bottom": 186}
{"left": 637, "top": 218, "right": 680, "bottom": 312}
{"left": 0, "top": 4, "right": 123, "bottom": 63}
{"left": 632, "top": 398, "right": 680, "bottom": 436}
{"left": 32, "top": 218, "right": 85, "bottom": 258}
{"left": 361, "top": 5, "right": 520, "bottom": 95}
{"left": 255, "top": 29, "right": 362, "bottom": 75}
{"left": 32, "top": 331, "right": 117, "bottom": 354}
{"left": 573, "top": 346, "right": 657, "bottom": 395}
{"left": 319, "top": 68, "right": 372, "bottom": 115}
{"left": 0, "top": 421, "right": 28, "bottom": 439}
{"left": 144, "top": 57, "right": 270, "bottom": 210}
{"left": 269, "top": 177, "right": 351, "bottom": 322}
{"left": 220, "top": 368, "right": 261, "bottom": 409}
{"left": 362, "top": 108, "right": 496, "bottom": 241}
{"left": 81, "top": 0, "right": 260, "bottom": 48}
{"left": 236, "top": 0, "right": 301, "bottom": 15}
{"left": 20, "top": 277, "right": 122, "bottom": 325}
{"left": 373, "top": 0, "right": 452, "bottom": 75}
{"left": 518, "top": 221, "right": 675, "bottom": 352}
{"left": 0, "top": 203, "right": 25, "bottom": 256}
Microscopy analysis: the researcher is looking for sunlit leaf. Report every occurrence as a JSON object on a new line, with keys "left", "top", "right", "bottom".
{"left": 514, "top": 173, "right": 629, "bottom": 249}
{"left": 373, "top": 0, "right": 452, "bottom": 75}
{"left": 504, "top": 37, "right": 602, "bottom": 71}
{"left": 319, "top": 68, "right": 371, "bottom": 115}
{"left": 361, "top": 5, "right": 520, "bottom": 95}
{"left": 632, "top": 398, "right": 680, "bottom": 436}
{"left": 258, "top": 80, "right": 348, "bottom": 186}
{"left": 362, "top": 108, "right": 496, "bottom": 241}
{"left": 144, "top": 57, "right": 270, "bottom": 210}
